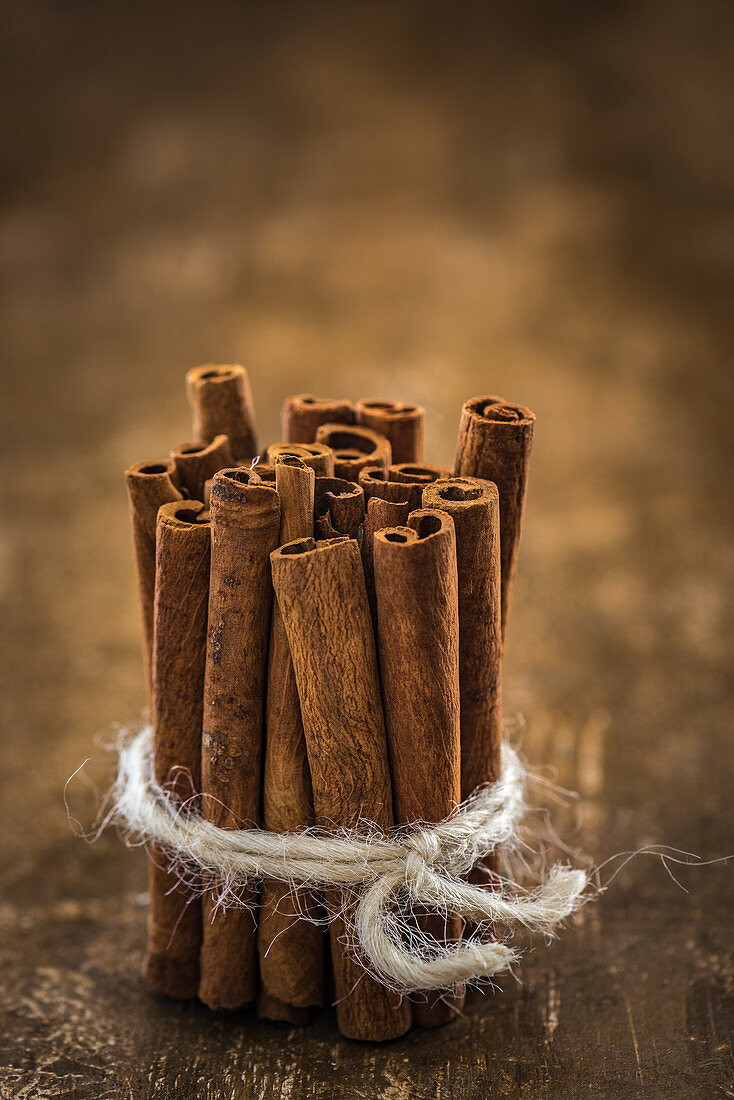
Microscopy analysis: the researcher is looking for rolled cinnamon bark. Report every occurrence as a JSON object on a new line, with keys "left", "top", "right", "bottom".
{"left": 355, "top": 399, "right": 425, "bottom": 464}
{"left": 388, "top": 462, "right": 451, "bottom": 487}
{"left": 282, "top": 393, "right": 354, "bottom": 443}
{"left": 124, "top": 461, "right": 183, "bottom": 694}
{"left": 314, "top": 423, "right": 391, "bottom": 482}
{"left": 314, "top": 477, "right": 365, "bottom": 539}
{"left": 374, "top": 510, "right": 463, "bottom": 1027}
{"left": 360, "top": 497, "right": 410, "bottom": 621}
{"left": 251, "top": 462, "right": 276, "bottom": 483}
{"left": 186, "top": 364, "right": 259, "bottom": 462}
{"left": 258, "top": 456, "right": 325, "bottom": 1024}
{"left": 358, "top": 465, "right": 423, "bottom": 511}
{"left": 143, "top": 500, "right": 210, "bottom": 999}
{"left": 170, "top": 435, "right": 233, "bottom": 500}
{"left": 265, "top": 442, "right": 335, "bottom": 477}
{"left": 454, "top": 396, "right": 535, "bottom": 637}
{"left": 422, "top": 478, "right": 502, "bottom": 800}
{"left": 199, "top": 468, "right": 280, "bottom": 1010}
{"left": 271, "top": 537, "right": 412, "bottom": 1041}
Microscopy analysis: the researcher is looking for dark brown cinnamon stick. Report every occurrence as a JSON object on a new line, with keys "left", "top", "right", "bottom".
{"left": 454, "top": 396, "right": 535, "bottom": 637}
{"left": 314, "top": 423, "right": 391, "bottom": 481}
{"left": 271, "top": 537, "right": 412, "bottom": 1042}
{"left": 314, "top": 477, "right": 365, "bottom": 539}
{"left": 265, "top": 442, "right": 335, "bottom": 477}
{"left": 170, "top": 435, "right": 233, "bottom": 500}
{"left": 374, "top": 510, "right": 463, "bottom": 1027}
{"left": 186, "top": 364, "right": 259, "bottom": 462}
{"left": 143, "top": 500, "right": 210, "bottom": 999}
{"left": 258, "top": 456, "right": 325, "bottom": 1023}
{"left": 199, "top": 468, "right": 280, "bottom": 1010}
{"left": 282, "top": 394, "right": 354, "bottom": 443}
{"left": 422, "top": 477, "right": 502, "bottom": 800}
{"left": 355, "top": 399, "right": 425, "bottom": 464}
{"left": 388, "top": 462, "right": 451, "bottom": 487}
{"left": 124, "top": 461, "right": 183, "bottom": 694}
{"left": 360, "top": 497, "right": 410, "bottom": 621}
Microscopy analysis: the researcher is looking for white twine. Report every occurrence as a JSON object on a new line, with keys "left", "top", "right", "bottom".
{"left": 113, "top": 726, "right": 588, "bottom": 994}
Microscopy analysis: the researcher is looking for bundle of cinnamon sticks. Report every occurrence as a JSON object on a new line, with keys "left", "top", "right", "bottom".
{"left": 125, "top": 366, "right": 535, "bottom": 1041}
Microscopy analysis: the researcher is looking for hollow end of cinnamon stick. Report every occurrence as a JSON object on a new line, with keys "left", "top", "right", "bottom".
{"left": 170, "top": 434, "right": 233, "bottom": 500}
{"left": 355, "top": 398, "right": 425, "bottom": 464}
{"left": 389, "top": 462, "right": 451, "bottom": 485}
{"left": 281, "top": 393, "right": 355, "bottom": 443}
{"left": 358, "top": 465, "right": 423, "bottom": 510}
{"left": 314, "top": 476, "right": 365, "bottom": 539}
{"left": 266, "top": 441, "right": 335, "bottom": 477}
{"left": 186, "top": 363, "right": 258, "bottom": 462}
{"left": 314, "top": 423, "right": 391, "bottom": 481}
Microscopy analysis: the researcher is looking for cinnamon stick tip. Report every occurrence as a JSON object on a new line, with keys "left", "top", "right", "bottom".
{"left": 464, "top": 395, "right": 535, "bottom": 425}
{"left": 170, "top": 434, "right": 231, "bottom": 459}
{"left": 426, "top": 476, "right": 499, "bottom": 505}
{"left": 186, "top": 363, "right": 247, "bottom": 387}
{"left": 157, "top": 500, "right": 209, "bottom": 527}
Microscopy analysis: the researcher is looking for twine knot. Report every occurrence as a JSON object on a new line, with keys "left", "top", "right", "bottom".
{"left": 111, "top": 726, "right": 589, "bottom": 994}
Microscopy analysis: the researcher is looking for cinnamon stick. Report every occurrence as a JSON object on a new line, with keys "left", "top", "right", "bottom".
{"left": 265, "top": 441, "right": 335, "bottom": 478}
{"left": 359, "top": 497, "right": 410, "bottom": 621}
{"left": 199, "top": 468, "right": 280, "bottom": 1010}
{"left": 314, "top": 423, "right": 391, "bottom": 481}
{"left": 373, "top": 510, "right": 463, "bottom": 1027}
{"left": 186, "top": 364, "right": 259, "bottom": 462}
{"left": 143, "top": 500, "right": 210, "bottom": 999}
{"left": 258, "top": 456, "right": 326, "bottom": 1024}
{"left": 388, "top": 462, "right": 451, "bottom": 487}
{"left": 422, "top": 477, "right": 502, "bottom": 800}
{"left": 314, "top": 477, "right": 365, "bottom": 539}
{"left": 355, "top": 399, "right": 425, "bottom": 464}
{"left": 282, "top": 394, "right": 354, "bottom": 443}
{"left": 454, "top": 396, "right": 535, "bottom": 636}
{"left": 271, "top": 537, "right": 412, "bottom": 1041}
{"left": 358, "top": 465, "right": 423, "bottom": 511}
{"left": 124, "top": 461, "right": 183, "bottom": 694}
{"left": 170, "top": 435, "right": 233, "bottom": 500}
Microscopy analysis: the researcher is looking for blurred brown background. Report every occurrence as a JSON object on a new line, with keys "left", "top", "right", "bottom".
{"left": 1, "top": 2, "right": 732, "bottom": 1097}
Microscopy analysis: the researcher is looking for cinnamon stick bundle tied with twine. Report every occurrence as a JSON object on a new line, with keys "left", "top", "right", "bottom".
{"left": 110, "top": 369, "right": 594, "bottom": 1043}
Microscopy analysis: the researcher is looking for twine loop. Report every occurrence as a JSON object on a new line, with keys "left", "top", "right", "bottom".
{"left": 112, "top": 726, "right": 588, "bottom": 993}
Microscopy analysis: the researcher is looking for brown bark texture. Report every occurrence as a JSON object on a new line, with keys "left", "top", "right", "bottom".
{"left": 314, "top": 477, "right": 365, "bottom": 539}
{"left": 422, "top": 477, "right": 502, "bottom": 800}
{"left": 265, "top": 441, "right": 335, "bottom": 477}
{"left": 355, "top": 399, "right": 425, "bottom": 464}
{"left": 314, "top": 423, "right": 391, "bottom": 481}
{"left": 186, "top": 363, "right": 259, "bottom": 462}
{"left": 271, "top": 536, "right": 412, "bottom": 1041}
{"left": 373, "top": 510, "right": 464, "bottom": 1027}
{"left": 360, "top": 496, "right": 410, "bottom": 622}
{"left": 453, "top": 395, "right": 535, "bottom": 637}
{"left": 258, "top": 457, "right": 326, "bottom": 1019}
{"left": 170, "top": 434, "right": 233, "bottom": 500}
{"left": 143, "top": 500, "right": 210, "bottom": 1000}
{"left": 198, "top": 469, "right": 280, "bottom": 1010}
{"left": 281, "top": 394, "right": 355, "bottom": 443}
{"left": 124, "top": 460, "right": 183, "bottom": 696}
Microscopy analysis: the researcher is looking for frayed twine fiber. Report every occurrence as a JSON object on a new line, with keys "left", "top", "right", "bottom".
{"left": 113, "top": 726, "right": 588, "bottom": 994}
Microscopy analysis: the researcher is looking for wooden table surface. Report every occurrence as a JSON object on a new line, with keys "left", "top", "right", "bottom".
{"left": 2, "top": 2, "right": 732, "bottom": 1096}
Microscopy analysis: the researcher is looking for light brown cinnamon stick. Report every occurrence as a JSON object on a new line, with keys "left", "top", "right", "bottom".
{"left": 454, "top": 396, "right": 535, "bottom": 637}
{"left": 358, "top": 465, "right": 423, "bottom": 511}
{"left": 359, "top": 497, "right": 410, "bottom": 622}
{"left": 143, "top": 500, "right": 210, "bottom": 999}
{"left": 355, "top": 399, "right": 425, "bottom": 464}
{"left": 186, "top": 364, "right": 259, "bottom": 462}
{"left": 374, "top": 510, "right": 463, "bottom": 1027}
{"left": 124, "top": 461, "right": 183, "bottom": 694}
{"left": 258, "top": 456, "right": 325, "bottom": 1024}
{"left": 265, "top": 442, "right": 335, "bottom": 477}
{"left": 314, "top": 477, "right": 365, "bottom": 539}
{"left": 314, "top": 423, "right": 391, "bottom": 481}
{"left": 422, "top": 477, "right": 502, "bottom": 800}
{"left": 170, "top": 435, "right": 233, "bottom": 500}
{"left": 199, "top": 468, "right": 280, "bottom": 1010}
{"left": 271, "top": 537, "right": 412, "bottom": 1041}
{"left": 282, "top": 394, "right": 354, "bottom": 443}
